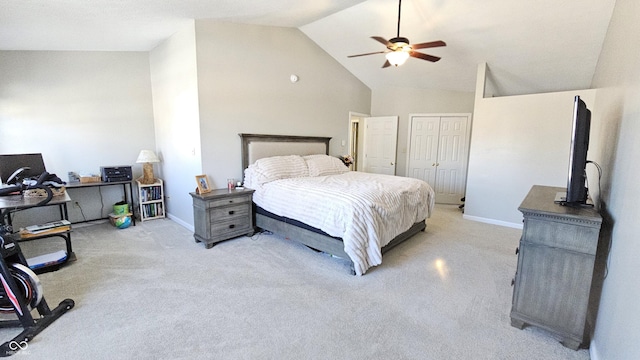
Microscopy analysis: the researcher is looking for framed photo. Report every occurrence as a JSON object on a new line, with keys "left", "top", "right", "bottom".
{"left": 195, "top": 174, "right": 212, "bottom": 194}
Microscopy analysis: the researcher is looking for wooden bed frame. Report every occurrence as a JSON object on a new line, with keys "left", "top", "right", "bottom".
{"left": 239, "top": 133, "right": 426, "bottom": 275}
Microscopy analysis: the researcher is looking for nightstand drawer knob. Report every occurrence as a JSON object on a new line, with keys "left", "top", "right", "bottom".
{"left": 229, "top": 224, "right": 235, "bottom": 229}
{"left": 228, "top": 210, "right": 235, "bottom": 215}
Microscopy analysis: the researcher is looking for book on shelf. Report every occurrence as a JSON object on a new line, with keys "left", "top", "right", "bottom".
{"left": 143, "top": 202, "right": 164, "bottom": 218}
{"left": 141, "top": 185, "right": 162, "bottom": 201}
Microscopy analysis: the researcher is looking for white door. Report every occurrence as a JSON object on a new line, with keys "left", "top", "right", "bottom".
{"left": 363, "top": 116, "right": 398, "bottom": 175}
{"left": 407, "top": 116, "right": 440, "bottom": 184}
{"left": 407, "top": 114, "right": 471, "bottom": 204}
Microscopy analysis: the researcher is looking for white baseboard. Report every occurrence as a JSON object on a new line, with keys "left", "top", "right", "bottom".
{"left": 589, "top": 339, "right": 600, "bottom": 360}
{"left": 166, "top": 213, "right": 195, "bottom": 232}
{"left": 462, "top": 214, "right": 523, "bottom": 229}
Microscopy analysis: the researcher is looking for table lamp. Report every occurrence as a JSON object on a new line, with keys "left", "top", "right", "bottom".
{"left": 136, "top": 150, "right": 160, "bottom": 184}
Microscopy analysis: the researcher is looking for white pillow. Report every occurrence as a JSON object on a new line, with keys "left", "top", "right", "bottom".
{"left": 303, "top": 154, "right": 350, "bottom": 176}
{"left": 244, "top": 155, "right": 308, "bottom": 187}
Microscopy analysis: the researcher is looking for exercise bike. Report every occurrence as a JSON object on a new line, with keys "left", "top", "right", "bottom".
{"left": 0, "top": 171, "right": 74, "bottom": 356}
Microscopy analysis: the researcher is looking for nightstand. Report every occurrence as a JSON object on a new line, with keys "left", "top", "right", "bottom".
{"left": 189, "top": 188, "right": 255, "bottom": 249}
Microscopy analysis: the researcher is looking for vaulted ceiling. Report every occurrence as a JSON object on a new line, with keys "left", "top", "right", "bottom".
{"left": 0, "top": 0, "right": 616, "bottom": 96}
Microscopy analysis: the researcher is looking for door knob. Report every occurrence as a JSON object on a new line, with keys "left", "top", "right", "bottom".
{"left": 390, "top": 162, "right": 394, "bottom": 165}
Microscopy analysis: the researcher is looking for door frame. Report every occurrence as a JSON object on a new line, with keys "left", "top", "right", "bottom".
{"left": 348, "top": 111, "right": 369, "bottom": 171}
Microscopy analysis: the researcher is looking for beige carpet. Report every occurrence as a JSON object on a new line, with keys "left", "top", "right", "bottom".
{"left": 1, "top": 205, "right": 590, "bottom": 359}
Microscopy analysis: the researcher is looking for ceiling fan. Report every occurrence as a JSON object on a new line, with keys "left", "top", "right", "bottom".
{"left": 348, "top": 0, "right": 446, "bottom": 68}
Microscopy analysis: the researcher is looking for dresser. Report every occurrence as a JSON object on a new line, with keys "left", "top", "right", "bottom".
{"left": 190, "top": 188, "right": 255, "bottom": 249}
{"left": 511, "top": 185, "right": 602, "bottom": 350}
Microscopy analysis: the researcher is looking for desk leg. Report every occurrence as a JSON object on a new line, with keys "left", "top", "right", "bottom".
{"left": 58, "top": 203, "right": 69, "bottom": 221}
{"left": 60, "top": 203, "right": 74, "bottom": 256}
{"left": 124, "top": 183, "right": 136, "bottom": 226}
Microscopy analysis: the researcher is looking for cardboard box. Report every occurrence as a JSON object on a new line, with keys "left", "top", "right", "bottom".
{"left": 80, "top": 176, "right": 101, "bottom": 183}
{"left": 109, "top": 212, "right": 132, "bottom": 227}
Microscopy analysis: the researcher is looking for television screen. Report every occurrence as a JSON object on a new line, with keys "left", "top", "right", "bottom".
{"left": 564, "top": 96, "right": 591, "bottom": 205}
{"left": 0, "top": 153, "right": 47, "bottom": 184}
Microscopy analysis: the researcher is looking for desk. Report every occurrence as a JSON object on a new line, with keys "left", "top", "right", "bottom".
{"left": 0, "top": 192, "right": 71, "bottom": 227}
{"left": 0, "top": 192, "right": 74, "bottom": 269}
{"left": 66, "top": 180, "right": 136, "bottom": 226}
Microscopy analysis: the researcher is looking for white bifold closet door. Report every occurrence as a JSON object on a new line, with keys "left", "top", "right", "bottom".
{"left": 407, "top": 114, "right": 471, "bottom": 204}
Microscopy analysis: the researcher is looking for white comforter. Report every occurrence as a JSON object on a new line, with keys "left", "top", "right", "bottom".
{"left": 251, "top": 171, "right": 435, "bottom": 275}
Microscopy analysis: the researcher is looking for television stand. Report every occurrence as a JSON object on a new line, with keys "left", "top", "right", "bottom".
{"left": 511, "top": 185, "right": 602, "bottom": 349}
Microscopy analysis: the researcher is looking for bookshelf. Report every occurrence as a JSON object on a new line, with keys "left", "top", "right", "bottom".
{"left": 136, "top": 179, "right": 165, "bottom": 222}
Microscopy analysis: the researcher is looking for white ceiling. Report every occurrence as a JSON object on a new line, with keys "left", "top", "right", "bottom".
{"left": 0, "top": 0, "right": 617, "bottom": 96}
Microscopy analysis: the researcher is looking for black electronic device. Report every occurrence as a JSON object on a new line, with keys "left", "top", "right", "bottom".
{"left": 562, "top": 95, "right": 592, "bottom": 206}
{"left": 0, "top": 154, "right": 46, "bottom": 185}
{"left": 100, "top": 166, "right": 132, "bottom": 183}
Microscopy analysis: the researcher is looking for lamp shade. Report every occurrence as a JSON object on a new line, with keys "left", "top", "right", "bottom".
{"left": 136, "top": 150, "right": 160, "bottom": 164}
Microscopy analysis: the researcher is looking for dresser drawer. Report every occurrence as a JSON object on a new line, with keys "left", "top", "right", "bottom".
{"left": 206, "top": 194, "right": 252, "bottom": 208}
{"left": 523, "top": 217, "right": 599, "bottom": 254}
{"left": 210, "top": 217, "right": 252, "bottom": 238}
{"left": 209, "top": 203, "right": 250, "bottom": 220}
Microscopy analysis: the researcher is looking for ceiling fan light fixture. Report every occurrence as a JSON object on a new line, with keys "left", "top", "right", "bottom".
{"left": 347, "top": 0, "right": 445, "bottom": 67}
{"left": 386, "top": 50, "right": 410, "bottom": 66}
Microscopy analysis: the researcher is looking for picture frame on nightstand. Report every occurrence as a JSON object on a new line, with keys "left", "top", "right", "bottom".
{"left": 195, "top": 174, "right": 212, "bottom": 194}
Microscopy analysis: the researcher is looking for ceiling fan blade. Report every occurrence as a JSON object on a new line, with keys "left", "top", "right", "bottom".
{"left": 348, "top": 50, "right": 387, "bottom": 58}
{"left": 382, "top": 60, "right": 391, "bottom": 68}
{"left": 410, "top": 51, "right": 441, "bottom": 62}
{"left": 371, "top": 36, "right": 392, "bottom": 47}
{"left": 411, "top": 40, "right": 446, "bottom": 50}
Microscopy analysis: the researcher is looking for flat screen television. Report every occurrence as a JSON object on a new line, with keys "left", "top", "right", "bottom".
{"left": 563, "top": 95, "right": 591, "bottom": 205}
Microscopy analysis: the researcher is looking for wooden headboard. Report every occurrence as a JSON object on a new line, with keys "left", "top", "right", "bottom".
{"left": 239, "top": 133, "right": 331, "bottom": 171}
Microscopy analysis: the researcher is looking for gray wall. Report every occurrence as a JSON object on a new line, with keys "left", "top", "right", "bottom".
{"left": 193, "top": 20, "right": 371, "bottom": 188}
{"left": 589, "top": 0, "right": 640, "bottom": 358}
{"left": 371, "top": 87, "right": 475, "bottom": 177}
{"left": 0, "top": 22, "right": 372, "bottom": 230}
{"left": 464, "top": 65, "right": 598, "bottom": 226}
{"left": 0, "top": 51, "right": 155, "bottom": 226}
{"left": 149, "top": 21, "right": 202, "bottom": 229}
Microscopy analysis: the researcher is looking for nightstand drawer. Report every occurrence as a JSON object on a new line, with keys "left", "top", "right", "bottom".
{"left": 211, "top": 217, "right": 251, "bottom": 237}
{"left": 209, "top": 203, "right": 250, "bottom": 220}
{"left": 207, "top": 194, "right": 252, "bottom": 208}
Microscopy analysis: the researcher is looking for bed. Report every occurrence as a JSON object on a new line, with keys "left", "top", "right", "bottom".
{"left": 240, "top": 133, "right": 435, "bottom": 275}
